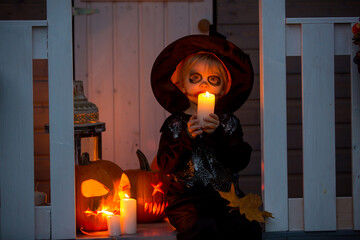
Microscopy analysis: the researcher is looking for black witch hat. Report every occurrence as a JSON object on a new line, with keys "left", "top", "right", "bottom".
{"left": 151, "top": 34, "right": 253, "bottom": 114}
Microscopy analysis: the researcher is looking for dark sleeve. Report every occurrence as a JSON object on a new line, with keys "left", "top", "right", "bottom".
{"left": 203, "top": 114, "right": 252, "bottom": 172}
{"left": 157, "top": 118, "right": 194, "bottom": 175}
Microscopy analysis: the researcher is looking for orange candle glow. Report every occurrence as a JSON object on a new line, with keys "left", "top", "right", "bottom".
{"left": 197, "top": 92, "right": 215, "bottom": 127}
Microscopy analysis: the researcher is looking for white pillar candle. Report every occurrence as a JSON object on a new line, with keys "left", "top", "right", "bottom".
{"left": 120, "top": 198, "right": 137, "bottom": 234}
{"left": 107, "top": 215, "right": 121, "bottom": 236}
{"left": 197, "top": 92, "right": 215, "bottom": 127}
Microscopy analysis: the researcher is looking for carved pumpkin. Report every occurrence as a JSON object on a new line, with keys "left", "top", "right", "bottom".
{"left": 75, "top": 154, "right": 131, "bottom": 231}
{"left": 125, "top": 150, "right": 169, "bottom": 223}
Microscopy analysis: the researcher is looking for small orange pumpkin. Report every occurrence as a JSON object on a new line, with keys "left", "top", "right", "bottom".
{"left": 125, "top": 150, "right": 169, "bottom": 223}
{"left": 75, "top": 154, "right": 131, "bottom": 231}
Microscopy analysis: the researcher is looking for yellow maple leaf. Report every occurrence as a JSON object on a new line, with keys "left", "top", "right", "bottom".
{"left": 217, "top": 183, "right": 242, "bottom": 208}
{"left": 217, "top": 184, "right": 273, "bottom": 223}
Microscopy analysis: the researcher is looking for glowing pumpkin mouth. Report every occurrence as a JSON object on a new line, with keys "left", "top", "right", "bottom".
{"left": 84, "top": 208, "right": 120, "bottom": 216}
{"left": 144, "top": 201, "right": 168, "bottom": 215}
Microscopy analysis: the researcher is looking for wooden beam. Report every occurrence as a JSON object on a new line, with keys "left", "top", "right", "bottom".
{"left": 259, "top": 0, "right": 288, "bottom": 231}
{"left": 47, "top": 0, "right": 76, "bottom": 238}
{"left": 302, "top": 23, "right": 336, "bottom": 231}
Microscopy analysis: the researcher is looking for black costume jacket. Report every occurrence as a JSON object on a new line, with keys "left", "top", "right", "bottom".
{"left": 158, "top": 112, "right": 251, "bottom": 193}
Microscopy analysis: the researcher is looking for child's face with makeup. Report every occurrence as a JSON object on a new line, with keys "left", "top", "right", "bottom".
{"left": 181, "top": 61, "right": 225, "bottom": 105}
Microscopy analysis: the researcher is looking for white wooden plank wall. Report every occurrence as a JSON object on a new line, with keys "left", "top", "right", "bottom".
{"left": 74, "top": 0, "right": 212, "bottom": 169}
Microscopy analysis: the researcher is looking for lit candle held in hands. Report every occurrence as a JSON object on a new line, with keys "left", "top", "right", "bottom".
{"left": 197, "top": 91, "right": 215, "bottom": 127}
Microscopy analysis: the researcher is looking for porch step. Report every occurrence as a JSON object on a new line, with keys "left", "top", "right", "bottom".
{"left": 76, "top": 221, "right": 177, "bottom": 240}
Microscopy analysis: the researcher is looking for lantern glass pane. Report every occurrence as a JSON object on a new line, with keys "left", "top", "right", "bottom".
{"left": 81, "top": 136, "right": 99, "bottom": 161}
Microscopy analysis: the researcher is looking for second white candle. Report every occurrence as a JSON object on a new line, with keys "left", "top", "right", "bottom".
{"left": 120, "top": 198, "right": 137, "bottom": 234}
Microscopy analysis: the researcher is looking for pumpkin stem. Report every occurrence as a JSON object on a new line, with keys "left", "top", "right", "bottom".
{"left": 136, "top": 149, "right": 151, "bottom": 171}
{"left": 80, "top": 152, "right": 91, "bottom": 166}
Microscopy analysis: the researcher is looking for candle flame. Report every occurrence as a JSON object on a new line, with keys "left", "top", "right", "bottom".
{"left": 205, "top": 91, "right": 210, "bottom": 97}
{"left": 125, "top": 193, "right": 130, "bottom": 198}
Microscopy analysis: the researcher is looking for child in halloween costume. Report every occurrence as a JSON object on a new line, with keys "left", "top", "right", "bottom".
{"left": 151, "top": 35, "right": 262, "bottom": 240}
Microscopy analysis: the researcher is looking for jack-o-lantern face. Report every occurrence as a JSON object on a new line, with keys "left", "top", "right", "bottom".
{"left": 125, "top": 169, "right": 168, "bottom": 223}
{"left": 124, "top": 150, "right": 169, "bottom": 223}
{"left": 75, "top": 159, "right": 131, "bottom": 231}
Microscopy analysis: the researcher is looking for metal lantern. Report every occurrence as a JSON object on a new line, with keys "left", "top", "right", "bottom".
{"left": 73, "top": 80, "right": 105, "bottom": 164}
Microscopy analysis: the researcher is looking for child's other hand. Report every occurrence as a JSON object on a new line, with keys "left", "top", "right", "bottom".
{"left": 202, "top": 113, "right": 220, "bottom": 134}
{"left": 187, "top": 114, "right": 203, "bottom": 138}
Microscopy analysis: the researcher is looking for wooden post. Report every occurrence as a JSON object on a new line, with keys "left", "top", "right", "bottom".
{"left": 47, "top": 0, "right": 76, "bottom": 238}
{"left": 351, "top": 20, "right": 360, "bottom": 231}
{"left": 259, "top": 0, "right": 288, "bottom": 231}
{"left": 302, "top": 22, "right": 336, "bottom": 231}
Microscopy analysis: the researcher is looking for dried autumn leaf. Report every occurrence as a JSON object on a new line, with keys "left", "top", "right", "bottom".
{"left": 217, "top": 183, "right": 242, "bottom": 208}
{"left": 217, "top": 184, "right": 273, "bottom": 223}
{"left": 262, "top": 210, "right": 273, "bottom": 219}
{"left": 238, "top": 193, "right": 266, "bottom": 222}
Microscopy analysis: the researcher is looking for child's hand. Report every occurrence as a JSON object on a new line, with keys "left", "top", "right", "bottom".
{"left": 187, "top": 114, "right": 203, "bottom": 138}
{"left": 202, "top": 113, "right": 220, "bottom": 134}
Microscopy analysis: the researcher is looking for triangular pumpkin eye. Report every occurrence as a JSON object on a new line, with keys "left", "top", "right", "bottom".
{"left": 81, "top": 179, "right": 110, "bottom": 197}
{"left": 118, "top": 173, "right": 131, "bottom": 199}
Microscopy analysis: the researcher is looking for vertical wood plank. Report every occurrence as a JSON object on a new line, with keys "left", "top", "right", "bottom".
{"left": 165, "top": 2, "right": 190, "bottom": 45}
{"left": 113, "top": 2, "right": 141, "bottom": 169}
{"left": 0, "top": 22, "right": 35, "bottom": 240}
{"left": 334, "top": 23, "right": 351, "bottom": 55}
{"left": 139, "top": 2, "right": 166, "bottom": 160}
{"left": 285, "top": 24, "right": 301, "bottom": 56}
{"left": 351, "top": 21, "right": 360, "bottom": 230}
{"left": 259, "top": 0, "right": 288, "bottom": 231}
{"left": 88, "top": 2, "right": 115, "bottom": 161}
{"left": 47, "top": 0, "right": 76, "bottom": 238}
{"left": 190, "top": 0, "right": 212, "bottom": 34}
{"left": 33, "top": 26, "right": 48, "bottom": 59}
{"left": 73, "top": 0, "right": 89, "bottom": 87}
{"left": 73, "top": 1, "right": 213, "bottom": 170}
{"left": 302, "top": 23, "right": 336, "bottom": 231}
{"left": 35, "top": 206, "right": 51, "bottom": 239}
{"left": 288, "top": 198, "right": 304, "bottom": 231}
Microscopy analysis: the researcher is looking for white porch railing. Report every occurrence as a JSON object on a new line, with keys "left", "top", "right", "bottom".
{"left": 259, "top": 0, "right": 360, "bottom": 232}
{"left": 0, "top": 0, "right": 75, "bottom": 239}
